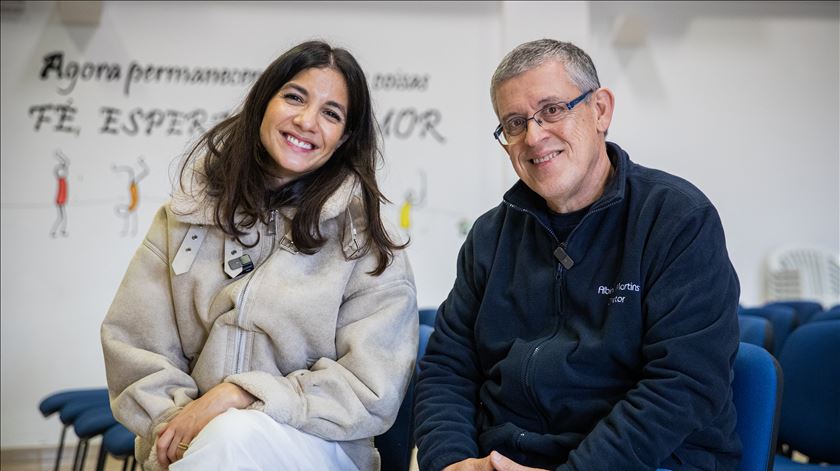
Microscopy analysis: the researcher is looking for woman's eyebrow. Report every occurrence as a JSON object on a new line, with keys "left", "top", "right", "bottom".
{"left": 326, "top": 100, "right": 347, "bottom": 116}
{"left": 285, "top": 83, "right": 308, "bottom": 96}
{"left": 284, "top": 82, "right": 346, "bottom": 115}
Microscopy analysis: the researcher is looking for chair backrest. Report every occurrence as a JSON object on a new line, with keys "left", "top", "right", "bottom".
{"left": 103, "top": 423, "right": 137, "bottom": 459}
{"left": 375, "top": 323, "right": 435, "bottom": 471}
{"left": 39, "top": 388, "right": 109, "bottom": 417}
{"left": 764, "top": 300, "right": 824, "bottom": 325}
{"left": 810, "top": 308, "right": 840, "bottom": 323}
{"left": 738, "top": 314, "right": 774, "bottom": 352}
{"left": 765, "top": 247, "right": 840, "bottom": 308}
{"left": 419, "top": 308, "right": 437, "bottom": 327}
{"left": 777, "top": 319, "right": 840, "bottom": 464}
{"left": 732, "top": 343, "right": 783, "bottom": 471}
{"left": 740, "top": 307, "right": 798, "bottom": 356}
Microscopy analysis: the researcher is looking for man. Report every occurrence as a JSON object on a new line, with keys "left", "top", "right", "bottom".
{"left": 414, "top": 39, "right": 741, "bottom": 471}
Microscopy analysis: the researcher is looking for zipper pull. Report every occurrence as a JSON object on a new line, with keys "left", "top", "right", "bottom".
{"left": 267, "top": 209, "right": 277, "bottom": 236}
{"left": 554, "top": 245, "right": 574, "bottom": 270}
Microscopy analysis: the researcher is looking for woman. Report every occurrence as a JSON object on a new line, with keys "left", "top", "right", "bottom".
{"left": 101, "top": 41, "right": 418, "bottom": 471}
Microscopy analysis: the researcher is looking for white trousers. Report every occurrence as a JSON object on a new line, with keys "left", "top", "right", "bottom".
{"left": 169, "top": 408, "right": 359, "bottom": 471}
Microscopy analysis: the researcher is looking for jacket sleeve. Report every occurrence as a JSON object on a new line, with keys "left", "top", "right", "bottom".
{"left": 223, "top": 248, "right": 418, "bottom": 441}
{"left": 100, "top": 206, "right": 198, "bottom": 440}
{"left": 414, "top": 228, "right": 486, "bottom": 471}
{"left": 559, "top": 204, "right": 741, "bottom": 470}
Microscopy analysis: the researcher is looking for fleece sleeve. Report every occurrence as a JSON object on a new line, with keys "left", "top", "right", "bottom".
{"left": 414, "top": 229, "right": 487, "bottom": 471}
{"left": 558, "top": 204, "right": 741, "bottom": 470}
{"left": 100, "top": 206, "right": 198, "bottom": 441}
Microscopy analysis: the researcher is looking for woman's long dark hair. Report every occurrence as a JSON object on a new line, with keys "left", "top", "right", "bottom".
{"left": 179, "top": 40, "right": 405, "bottom": 275}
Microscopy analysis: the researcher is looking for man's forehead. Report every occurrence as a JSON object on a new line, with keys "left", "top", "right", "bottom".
{"left": 495, "top": 63, "right": 578, "bottom": 116}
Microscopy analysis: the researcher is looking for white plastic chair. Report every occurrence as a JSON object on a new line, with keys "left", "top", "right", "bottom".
{"left": 765, "top": 247, "right": 840, "bottom": 307}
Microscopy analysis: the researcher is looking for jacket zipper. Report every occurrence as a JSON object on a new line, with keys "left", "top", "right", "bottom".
{"left": 232, "top": 209, "right": 279, "bottom": 374}
{"left": 504, "top": 198, "right": 618, "bottom": 429}
{"left": 505, "top": 202, "right": 561, "bottom": 428}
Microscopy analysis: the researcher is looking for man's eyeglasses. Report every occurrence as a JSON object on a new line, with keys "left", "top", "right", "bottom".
{"left": 493, "top": 89, "right": 594, "bottom": 146}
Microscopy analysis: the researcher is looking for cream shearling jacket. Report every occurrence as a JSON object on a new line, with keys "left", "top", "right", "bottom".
{"left": 101, "top": 176, "right": 418, "bottom": 470}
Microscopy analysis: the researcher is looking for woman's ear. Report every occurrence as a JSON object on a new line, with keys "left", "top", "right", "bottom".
{"left": 339, "top": 134, "right": 350, "bottom": 146}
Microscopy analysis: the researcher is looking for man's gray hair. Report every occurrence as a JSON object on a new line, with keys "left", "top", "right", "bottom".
{"left": 490, "top": 39, "right": 601, "bottom": 115}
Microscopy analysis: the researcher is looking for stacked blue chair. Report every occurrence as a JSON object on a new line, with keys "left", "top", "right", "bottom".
{"left": 738, "top": 314, "right": 774, "bottom": 352}
{"left": 764, "top": 300, "right": 823, "bottom": 325}
{"left": 740, "top": 306, "right": 798, "bottom": 356}
{"left": 774, "top": 319, "right": 840, "bottom": 470}
{"left": 419, "top": 308, "right": 437, "bottom": 327}
{"left": 38, "top": 387, "right": 109, "bottom": 471}
{"left": 96, "top": 423, "right": 137, "bottom": 471}
{"left": 810, "top": 309, "right": 840, "bottom": 323}
{"left": 375, "top": 322, "right": 435, "bottom": 470}
{"left": 732, "top": 343, "right": 783, "bottom": 471}
{"left": 72, "top": 404, "right": 117, "bottom": 471}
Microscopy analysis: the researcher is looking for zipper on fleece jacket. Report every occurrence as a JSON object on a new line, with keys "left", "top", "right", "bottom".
{"left": 233, "top": 209, "right": 279, "bottom": 374}
{"left": 506, "top": 196, "right": 622, "bottom": 430}
{"left": 505, "top": 201, "right": 566, "bottom": 429}
{"left": 523, "top": 248, "right": 568, "bottom": 430}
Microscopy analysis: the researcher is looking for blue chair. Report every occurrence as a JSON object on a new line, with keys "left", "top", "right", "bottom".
{"left": 39, "top": 388, "right": 109, "bottom": 471}
{"left": 764, "top": 301, "right": 823, "bottom": 325}
{"left": 97, "top": 423, "right": 137, "bottom": 471}
{"left": 733, "top": 342, "right": 783, "bottom": 471}
{"left": 774, "top": 320, "right": 840, "bottom": 470}
{"left": 72, "top": 405, "right": 117, "bottom": 471}
{"left": 810, "top": 309, "right": 840, "bottom": 323}
{"left": 375, "top": 324, "right": 434, "bottom": 470}
{"left": 741, "top": 306, "right": 798, "bottom": 356}
{"left": 738, "top": 314, "right": 774, "bottom": 352}
{"left": 419, "top": 308, "right": 437, "bottom": 327}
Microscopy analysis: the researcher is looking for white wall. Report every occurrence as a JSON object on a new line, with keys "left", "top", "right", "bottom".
{"left": 0, "top": 0, "right": 502, "bottom": 447}
{"left": 2, "top": 0, "right": 838, "bottom": 448}
{"left": 499, "top": 1, "right": 839, "bottom": 304}
{"left": 587, "top": 1, "right": 839, "bottom": 305}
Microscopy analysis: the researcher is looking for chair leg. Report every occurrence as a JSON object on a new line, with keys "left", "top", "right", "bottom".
{"left": 72, "top": 439, "right": 83, "bottom": 471}
{"left": 54, "top": 425, "right": 69, "bottom": 471}
{"left": 95, "top": 439, "right": 107, "bottom": 471}
{"left": 78, "top": 439, "right": 90, "bottom": 471}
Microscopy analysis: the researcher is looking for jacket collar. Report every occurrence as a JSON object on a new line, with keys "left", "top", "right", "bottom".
{"left": 502, "top": 141, "right": 629, "bottom": 218}
{"left": 170, "top": 162, "right": 361, "bottom": 226}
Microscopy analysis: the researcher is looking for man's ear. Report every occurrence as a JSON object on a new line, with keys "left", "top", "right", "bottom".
{"left": 592, "top": 87, "right": 615, "bottom": 134}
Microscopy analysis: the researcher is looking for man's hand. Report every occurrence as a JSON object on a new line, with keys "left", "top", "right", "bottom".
{"left": 489, "top": 451, "right": 548, "bottom": 471}
{"left": 442, "top": 451, "right": 548, "bottom": 471}
{"left": 442, "top": 456, "right": 495, "bottom": 471}
{"left": 156, "top": 382, "right": 256, "bottom": 467}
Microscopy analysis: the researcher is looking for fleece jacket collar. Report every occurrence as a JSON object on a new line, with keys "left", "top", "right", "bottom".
{"left": 502, "top": 141, "right": 627, "bottom": 227}
{"left": 170, "top": 166, "right": 360, "bottom": 226}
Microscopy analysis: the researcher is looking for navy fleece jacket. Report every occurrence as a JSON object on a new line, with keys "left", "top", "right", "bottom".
{"left": 414, "top": 142, "right": 741, "bottom": 471}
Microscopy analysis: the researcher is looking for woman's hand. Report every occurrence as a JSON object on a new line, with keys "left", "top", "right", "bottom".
{"left": 442, "top": 452, "right": 548, "bottom": 471}
{"left": 156, "top": 382, "right": 256, "bottom": 467}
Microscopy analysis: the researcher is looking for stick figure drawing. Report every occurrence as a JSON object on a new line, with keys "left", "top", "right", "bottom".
{"left": 112, "top": 156, "right": 149, "bottom": 237}
{"left": 399, "top": 169, "right": 427, "bottom": 231}
{"left": 50, "top": 150, "right": 70, "bottom": 238}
